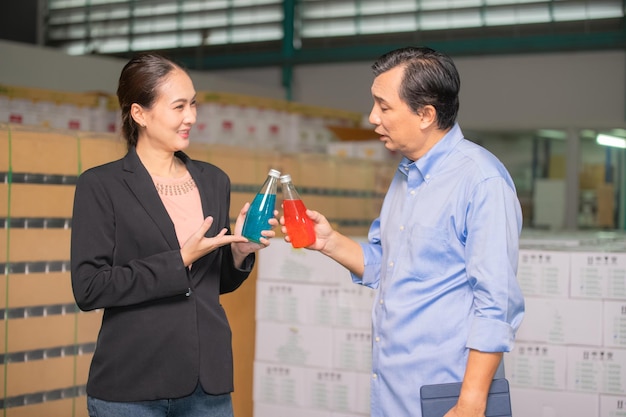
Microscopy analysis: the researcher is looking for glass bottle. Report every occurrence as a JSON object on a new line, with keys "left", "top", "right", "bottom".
{"left": 242, "top": 169, "right": 280, "bottom": 243}
{"left": 280, "top": 174, "right": 316, "bottom": 248}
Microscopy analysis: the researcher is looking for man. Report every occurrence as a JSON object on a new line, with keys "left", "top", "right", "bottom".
{"left": 281, "top": 47, "right": 525, "bottom": 417}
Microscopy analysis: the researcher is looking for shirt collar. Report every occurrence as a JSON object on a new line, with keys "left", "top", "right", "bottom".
{"left": 398, "top": 123, "right": 464, "bottom": 184}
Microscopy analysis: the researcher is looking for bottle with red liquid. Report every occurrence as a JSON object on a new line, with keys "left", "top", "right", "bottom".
{"left": 280, "top": 174, "right": 316, "bottom": 248}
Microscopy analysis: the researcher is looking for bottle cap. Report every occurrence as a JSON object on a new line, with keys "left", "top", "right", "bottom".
{"left": 268, "top": 169, "right": 281, "bottom": 178}
{"left": 280, "top": 174, "right": 292, "bottom": 183}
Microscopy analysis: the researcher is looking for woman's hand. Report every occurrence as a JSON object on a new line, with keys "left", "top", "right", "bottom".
{"left": 231, "top": 203, "right": 279, "bottom": 267}
{"left": 180, "top": 216, "right": 248, "bottom": 267}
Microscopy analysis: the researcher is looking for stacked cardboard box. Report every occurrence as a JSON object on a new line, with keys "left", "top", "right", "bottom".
{"left": 254, "top": 241, "right": 373, "bottom": 416}
{"left": 506, "top": 230, "right": 626, "bottom": 417}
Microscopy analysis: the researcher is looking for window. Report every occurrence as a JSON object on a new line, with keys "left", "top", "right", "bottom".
{"left": 44, "top": 0, "right": 624, "bottom": 57}
{"left": 46, "top": 0, "right": 284, "bottom": 55}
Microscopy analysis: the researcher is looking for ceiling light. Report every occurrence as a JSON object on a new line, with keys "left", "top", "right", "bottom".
{"left": 596, "top": 133, "right": 626, "bottom": 148}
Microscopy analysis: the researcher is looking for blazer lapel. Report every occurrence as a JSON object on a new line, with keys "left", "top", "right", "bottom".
{"left": 122, "top": 147, "right": 180, "bottom": 250}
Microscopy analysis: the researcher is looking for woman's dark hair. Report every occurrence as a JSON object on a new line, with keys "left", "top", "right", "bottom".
{"left": 116, "top": 53, "right": 184, "bottom": 149}
{"left": 372, "top": 47, "right": 460, "bottom": 130}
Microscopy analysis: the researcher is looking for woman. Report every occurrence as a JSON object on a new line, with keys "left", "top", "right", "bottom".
{"left": 70, "top": 53, "right": 275, "bottom": 416}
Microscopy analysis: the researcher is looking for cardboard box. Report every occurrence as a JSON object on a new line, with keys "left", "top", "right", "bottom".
{"left": 75, "top": 310, "right": 103, "bottom": 344}
{"left": 5, "top": 356, "right": 75, "bottom": 397}
{"left": 254, "top": 402, "right": 331, "bottom": 417}
{"left": 570, "top": 252, "right": 626, "bottom": 299}
{"left": 596, "top": 184, "right": 615, "bottom": 228}
{"left": 2, "top": 272, "right": 73, "bottom": 308}
{"left": 299, "top": 195, "right": 338, "bottom": 219}
{"left": 517, "top": 298, "right": 603, "bottom": 346}
{"left": 300, "top": 367, "right": 362, "bottom": 412}
{"left": 78, "top": 134, "right": 125, "bottom": 171}
{"left": 504, "top": 342, "right": 567, "bottom": 390}
{"left": 5, "top": 315, "right": 77, "bottom": 352}
{"left": 5, "top": 398, "right": 76, "bottom": 417}
{"left": 332, "top": 328, "right": 372, "bottom": 372}
{"left": 335, "top": 283, "right": 375, "bottom": 330}
{"left": 567, "top": 346, "right": 626, "bottom": 394}
{"left": 9, "top": 127, "right": 79, "bottom": 175}
{"left": 517, "top": 249, "right": 570, "bottom": 297}
{"left": 293, "top": 154, "right": 335, "bottom": 188}
{"left": 7, "top": 229, "right": 70, "bottom": 262}
{"left": 253, "top": 361, "right": 307, "bottom": 407}
{"left": 335, "top": 159, "right": 373, "bottom": 191}
{"left": 0, "top": 227, "right": 7, "bottom": 261}
{"left": 0, "top": 125, "right": 8, "bottom": 171}
{"left": 510, "top": 387, "right": 598, "bottom": 417}
{"left": 580, "top": 164, "right": 606, "bottom": 190}
{"left": 258, "top": 240, "right": 350, "bottom": 285}
{"left": 9, "top": 184, "right": 75, "bottom": 218}
{"left": 210, "top": 145, "right": 260, "bottom": 184}
{"left": 74, "top": 353, "right": 93, "bottom": 386}
{"left": 254, "top": 322, "right": 333, "bottom": 368}
{"left": 603, "top": 301, "right": 626, "bottom": 348}
{"left": 326, "top": 142, "right": 356, "bottom": 159}
{"left": 600, "top": 394, "right": 626, "bottom": 417}
{"left": 256, "top": 281, "right": 311, "bottom": 325}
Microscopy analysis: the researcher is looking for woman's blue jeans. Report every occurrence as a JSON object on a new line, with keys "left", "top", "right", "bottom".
{"left": 87, "top": 383, "right": 233, "bottom": 417}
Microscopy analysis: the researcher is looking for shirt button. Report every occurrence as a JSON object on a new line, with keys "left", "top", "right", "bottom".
{"left": 410, "top": 190, "right": 416, "bottom": 196}
{"left": 372, "top": 373, "right": 378, "bottom": 379}
{"left": 425, "top": 174, "right": 431, "bottom": 179}
{"left": 375, "top": 336, "right": 380, "bottom": 342}
{"left": 399, "top": 225, "right": 404, "bottom": 231}
{"left": 379, "top": 299, "right": 384, "bottom": 305}
{"left": 389, "top": 261, "right": 394, "bottom": 267}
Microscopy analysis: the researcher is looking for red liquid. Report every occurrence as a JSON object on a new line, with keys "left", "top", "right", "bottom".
{"left": 282, "top": 199, "right": 316, "bottom": 248}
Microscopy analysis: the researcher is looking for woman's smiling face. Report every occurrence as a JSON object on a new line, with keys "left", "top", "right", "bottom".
{"left": 141, "top": 68, "right": 197, "bottom": 152}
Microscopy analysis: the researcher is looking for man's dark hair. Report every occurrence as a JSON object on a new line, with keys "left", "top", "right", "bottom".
{"left": 372, "top": 47, "right": 460, "bottom": 129}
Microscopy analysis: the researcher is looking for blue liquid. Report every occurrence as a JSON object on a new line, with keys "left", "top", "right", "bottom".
{"left": 242, "top": 193, "right": 276, "bottom": 243}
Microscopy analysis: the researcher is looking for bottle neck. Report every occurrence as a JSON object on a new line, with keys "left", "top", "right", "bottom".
{"left": 261, "top": 176, "right": 279, "bottom": 194}
{"left": 282, "top": 182, "right": 301, "bottom": 200}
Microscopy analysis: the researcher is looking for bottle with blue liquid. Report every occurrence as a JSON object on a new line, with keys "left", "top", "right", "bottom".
{"left": 242, "top": 168, "right": 280, "bottom": 243}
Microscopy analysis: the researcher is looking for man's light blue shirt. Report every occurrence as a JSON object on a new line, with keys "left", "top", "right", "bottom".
{"left": 354, "top": 123, "right": 525, "bottom": 417}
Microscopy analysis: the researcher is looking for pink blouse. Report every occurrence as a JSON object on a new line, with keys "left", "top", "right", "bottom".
{"left": 152, "top": 171, "right": 204, "bottom": 249}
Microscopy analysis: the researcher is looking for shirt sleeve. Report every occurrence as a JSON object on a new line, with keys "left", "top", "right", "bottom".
{"left": 464, "top": 176, "right": 525, "bottom": 352}
{"left": 351, "top": 217, "right": 383, "bottom": 289}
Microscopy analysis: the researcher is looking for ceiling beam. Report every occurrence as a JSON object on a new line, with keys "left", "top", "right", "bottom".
{"left": 176, "top": 30, "right": 626, "bottom": 71}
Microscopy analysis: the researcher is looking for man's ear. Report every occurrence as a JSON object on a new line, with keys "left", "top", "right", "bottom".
{"left": 130, "top": 103, "right": 145, "bottom": 127}
{"left": 419, "top": 105, "right": 437, "bottom": 129}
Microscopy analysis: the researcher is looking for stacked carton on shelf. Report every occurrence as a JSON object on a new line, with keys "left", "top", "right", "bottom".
{"left": 506, "top": 230, "right": 626, "bottom": 417}
{"left": 254, "top": 241, "right": 373, "bottom": 417}
{"left": 0, "top": 83, "right": 367, "bottom": 157}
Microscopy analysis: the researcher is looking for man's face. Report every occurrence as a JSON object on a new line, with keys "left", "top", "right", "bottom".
{"left": 368, "top": 65, "right": 427, "bottom": 160}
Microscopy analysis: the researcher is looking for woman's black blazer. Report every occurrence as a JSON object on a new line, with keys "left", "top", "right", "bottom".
{"left": 70, "top": 147, "right": 254, "bottom": 401}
